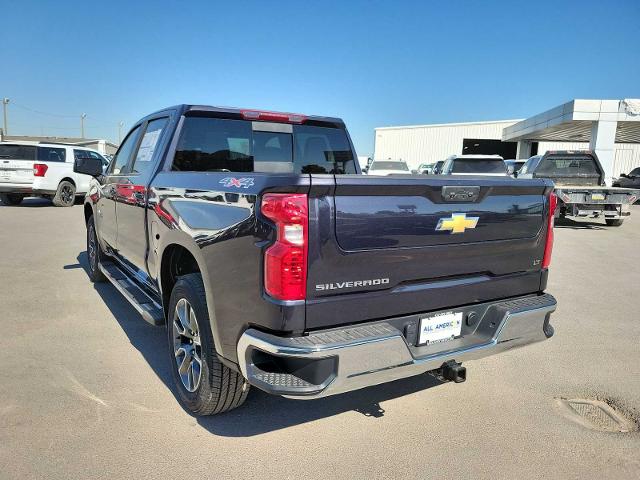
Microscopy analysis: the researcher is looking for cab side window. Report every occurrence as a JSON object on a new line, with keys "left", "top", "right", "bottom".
{"left": 110, "top": 125, "right": 142, "bottom": 175}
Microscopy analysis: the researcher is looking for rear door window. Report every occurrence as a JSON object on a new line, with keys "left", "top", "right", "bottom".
{"left": 172, "top": 116, "right": 356, "bottom": 174}
{"left": 131, "top": 117, "right": 169, "bottom": 176}
{"left": 37, "top": 146, "right": 66, "bottom": 163}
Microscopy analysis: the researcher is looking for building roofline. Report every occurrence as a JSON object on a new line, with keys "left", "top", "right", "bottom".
{"left": 375, "top": 119, "right": 523, "bottom": 131}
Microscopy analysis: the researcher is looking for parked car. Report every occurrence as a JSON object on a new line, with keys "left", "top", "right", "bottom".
{"left": 440, "top": 154, "right": 507, "bottom": 176}
{"left": 418, "top": 163, "right": 435, "bottom": 174}
{"left": 518, "top": 150, "right": 639, "bottom": 226}
{"left": 0, "top": 141, "right": 109, "bottom": 206}
{"left": 366, "top": 159, "right": 411, "bottom": 175}
{"left": 504, "top": 159, "right": 525, "bottom": 177}
{"left": 357, "top": 156, "right": 372, "bottom": 172}
{"left": 432, "top": 160, "right": 445, "bottom": 175}
{"left": 75, "top": 104, "right": 557, "bottom": 416}
{"left": 613, "top": 167, "right": 640, "bottom": 197}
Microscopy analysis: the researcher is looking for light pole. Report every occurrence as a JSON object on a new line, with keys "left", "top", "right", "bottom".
{"left": 81, "top": 113, "right": 87, "bottom": 138}
{"left": 2, "top": 98, "right": 9, "bottom": 136}
{"left": 118, "top": 121, "right": 124, "bottom": 143}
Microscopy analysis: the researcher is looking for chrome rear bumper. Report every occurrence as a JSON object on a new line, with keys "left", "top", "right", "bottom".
{"left": 237, "top": 294, "right": 556, "bottom": 399}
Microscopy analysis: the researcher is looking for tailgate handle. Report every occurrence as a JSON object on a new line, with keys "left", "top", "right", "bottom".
{"left": 441, "top": 186, "right": 480, "bottom": 202}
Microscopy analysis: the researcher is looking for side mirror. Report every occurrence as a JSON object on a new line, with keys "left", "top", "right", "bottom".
{"left": 74, "top": 157, "right": 104, "bottom": 178}
{"left": 620, "top": 173, "right": 629, "bottom": 178}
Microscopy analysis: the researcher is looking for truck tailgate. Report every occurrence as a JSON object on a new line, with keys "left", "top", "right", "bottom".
{"left": 305, "top": 175, "right": 553, "bottom": 329}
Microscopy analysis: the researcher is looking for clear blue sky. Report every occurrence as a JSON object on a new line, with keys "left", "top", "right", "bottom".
{"left": 2, "top": 0, "right": 639, "bottom": 155}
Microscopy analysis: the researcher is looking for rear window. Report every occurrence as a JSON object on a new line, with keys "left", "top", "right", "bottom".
{"left": 451, "top": 158, "right": 506, "bottom": 174}
{"left": 172, "top": 117, "right": 356, "bottom": 174}
{"left": 37, "top": 146, "right": 66, "bottom": 163}
{"left": 370, "top": 161, "right": 409, "bottom": 171}
{"left": 536, "top": 155, "right": 600, "bottom": 176}
{"left": 0, "top": 144, "right": 36, "bottom": 160}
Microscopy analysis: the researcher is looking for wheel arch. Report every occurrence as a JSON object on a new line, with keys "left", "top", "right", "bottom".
{"left": 157, "top": 241, "right": 229, "bottom": 361}
{"left": 59, "top": 177, "right": 76, "bottom": 188}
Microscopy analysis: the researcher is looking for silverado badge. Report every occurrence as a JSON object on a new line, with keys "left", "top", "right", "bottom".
{"left": 436, "top": 213, "right": 479, "bottom": 234}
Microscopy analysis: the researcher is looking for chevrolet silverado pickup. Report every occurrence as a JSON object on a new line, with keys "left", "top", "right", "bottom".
{"left": 74, "top": 105, "right": 557, "bottom": 415}
{"left": 518, "top": 150, "right": 639, "bottom": 226}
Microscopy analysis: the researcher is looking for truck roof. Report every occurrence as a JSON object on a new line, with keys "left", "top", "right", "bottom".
{"left": 140, "top": 104, "right": 345, "bottom": 128}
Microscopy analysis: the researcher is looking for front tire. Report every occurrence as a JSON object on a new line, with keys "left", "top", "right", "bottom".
{"left": 167, "top": 273, "right": 249, "bottom": 415}
{"left": 0, "top": 193, "right": 25, "bottom": 205}
{"left": 86, "top": 216, "right": 106, "bottom": 282}
{"left": 605, "top": 218, "right": 624, "bottom": 227}
{"left": 52, "top": 181, "right": 76, "bottom": 207}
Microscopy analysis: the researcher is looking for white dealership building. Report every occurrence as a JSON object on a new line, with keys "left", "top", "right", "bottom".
{"left": 374, "top": 99, "right": 640, "bottom": 184}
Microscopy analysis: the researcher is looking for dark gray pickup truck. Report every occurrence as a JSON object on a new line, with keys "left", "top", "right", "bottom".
{"left": 518, "top": 150, "right": 639, "bottom": 226}
{"left": 75, "top": 105, "right": 557, "bottom": 415}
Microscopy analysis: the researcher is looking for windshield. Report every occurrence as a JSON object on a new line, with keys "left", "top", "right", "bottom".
{"left": 536, "top": 155, "right": 600, "bottom": 176}
{"left": 451, "top": 158, "right": 506, "bottom": 174}
{"left": 370, "top": 161, "right": 409, "bottom": 171}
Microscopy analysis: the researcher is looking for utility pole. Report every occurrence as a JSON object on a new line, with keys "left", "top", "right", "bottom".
{"left": 2, "top": 98, "right": 9, "bottom": 136}
{"left": 118, "top": 121, "right": 124, "bottom": 143}
{"left": 81, "top": 113, "right": 87, "bottom": 138}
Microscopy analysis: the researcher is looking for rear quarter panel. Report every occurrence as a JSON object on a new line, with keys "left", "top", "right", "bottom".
{"left": 148, "top": 171, "right": 311, "bottom": 364}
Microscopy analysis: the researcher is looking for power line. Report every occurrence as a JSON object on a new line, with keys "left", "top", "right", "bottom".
{"left": 11, "top": 102, "right": 79, "bottom": 118}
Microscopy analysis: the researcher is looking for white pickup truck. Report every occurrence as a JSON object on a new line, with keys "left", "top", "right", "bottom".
{"left": 0, "top": 142, "right": 109, "bottom": 206}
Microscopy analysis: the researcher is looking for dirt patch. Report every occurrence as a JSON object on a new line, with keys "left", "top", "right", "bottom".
{"left": 555, "top": 397, "right": 639, "bottom": 433}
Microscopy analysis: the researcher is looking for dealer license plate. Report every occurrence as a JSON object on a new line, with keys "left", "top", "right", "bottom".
{"left": 418, "top": 311, "right": 463, "bottom": 345}
{"left": 591, "top": 193, "right": 605, "bottom": 201}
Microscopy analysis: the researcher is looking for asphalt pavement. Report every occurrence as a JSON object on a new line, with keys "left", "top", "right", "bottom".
{"left": 1, "top": 198, "right": 639, "bottom": 479}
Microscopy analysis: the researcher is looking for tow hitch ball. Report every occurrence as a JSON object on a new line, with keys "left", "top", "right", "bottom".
{"left": 440, "top": 360, "right": 466, "bottom": 383}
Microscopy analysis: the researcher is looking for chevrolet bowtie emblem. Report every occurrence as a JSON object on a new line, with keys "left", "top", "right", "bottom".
{"left": 436, "top": 213, "right": 479, "bottom": 234}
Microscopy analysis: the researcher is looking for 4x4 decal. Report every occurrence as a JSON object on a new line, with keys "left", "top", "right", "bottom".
{"left": 219, "top": 177, "right": 255, "bottom": 188}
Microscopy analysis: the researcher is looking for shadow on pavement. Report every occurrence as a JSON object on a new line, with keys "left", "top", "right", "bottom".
{"left": 0, "top": 197, "right": 52, "bottom": 207}
{"left": 69, "top": 251, "right": 446, "bottom": 437}
{"left": 555, "top": 217, "right": 607, "bottom": 230}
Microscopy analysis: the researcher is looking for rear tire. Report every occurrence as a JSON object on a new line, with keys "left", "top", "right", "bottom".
{"left": 605, "top": 218, "right": 624, "bottom": 227}
{"left": 0, "top": 193, "right": 25, "bottom": 205}
{"left": 86, "top": 216, "right": 106, "bottom": 283}
{"left": 167, "top": 273, "right": 249, "bottom": 415}
{"left": 52, "top": 181, "right": 76, "bottom": 207}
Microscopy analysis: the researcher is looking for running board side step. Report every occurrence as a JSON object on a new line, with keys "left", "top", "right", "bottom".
{"left": 98, "top": 261, "right": 164, "bottom": 326}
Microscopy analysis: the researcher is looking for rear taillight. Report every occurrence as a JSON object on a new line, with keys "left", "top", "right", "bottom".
{"left": 261, "top": 193, "right": 308, "bottom": 301}
{"left": 241, "top": 109, "right": 307, "bottom": 124}
{"left": 542, "top": 192, "right": 557, "bottom": 269}
{"left": 33, "top": 163, "right": 48, "bottom": 177}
